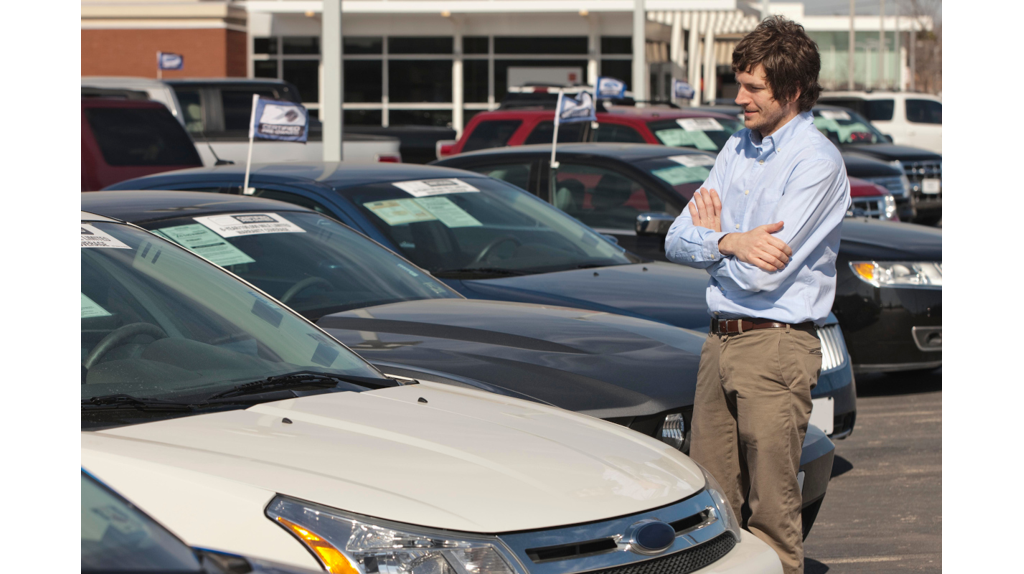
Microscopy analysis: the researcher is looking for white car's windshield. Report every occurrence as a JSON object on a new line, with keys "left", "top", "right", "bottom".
{"left": 146, "top": 211, "right": 459, "bottom": 321}
{"left": 338, "top": 177, "right": 641, "bottom": 278}
{"left": 81, "top": 221, "right": 382, "bottom": 416}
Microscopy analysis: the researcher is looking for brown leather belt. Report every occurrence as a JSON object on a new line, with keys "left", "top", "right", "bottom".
{"left": 710, "top": 318, "right": 815, "bottom": 335}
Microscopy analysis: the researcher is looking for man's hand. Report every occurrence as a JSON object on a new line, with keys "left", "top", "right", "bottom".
{"left": 719, "top": 222, "right": 793, "bottom": 272}
{"left": 688, "top": 188, "right": 722, "bottom": 232}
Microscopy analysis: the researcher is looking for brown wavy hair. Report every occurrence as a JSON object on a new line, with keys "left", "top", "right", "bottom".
{"left": 732, "top": 16, "right": 822, "bottom": 112}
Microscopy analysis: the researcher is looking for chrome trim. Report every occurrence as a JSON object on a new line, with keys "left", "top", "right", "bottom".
{"left": 816, "top": 324, "right": 848, "bottom": 373}
{"left": 853, "top": 359, "right": 942, "bottom": 373}
{"left": 911, "top": 326, "right": 942, "bottom": 352}
{"left": 635, "top": 212, "right": 676, "bottom": 236}
{"left": 861, "top": 175, "right": 907, "bottom": 197}
{"left": 498, "top": 491, "right": 727, "bottom": 574}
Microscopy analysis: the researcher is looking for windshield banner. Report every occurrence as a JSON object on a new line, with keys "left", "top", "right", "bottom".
{"left": 556, "top": 91, "right": 597, "bottom": 124}
{"left": 596, "top": 77, "right": 627, "bottom": 99}
{"left": 672, "top": 79, "right": 695, "bottom": 100}
{"left": 251, "top": 98, "right": 309, "bottom": 142}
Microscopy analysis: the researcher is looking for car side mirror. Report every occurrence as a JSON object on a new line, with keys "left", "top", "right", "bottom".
{"left": 636, "top": 212, "right": 676, "bottom": 236}
{"left": 882, "top": 134, "right": 894, "bottom": 143}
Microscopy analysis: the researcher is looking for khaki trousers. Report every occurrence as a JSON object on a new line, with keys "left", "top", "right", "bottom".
{"left": 690, "top": 326, "right": 821, "bottom": 574}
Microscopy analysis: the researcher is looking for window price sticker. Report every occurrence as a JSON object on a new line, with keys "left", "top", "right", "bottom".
{"left": 81, "top": 224, "right": 131, "bottom": 249}
{"left": 669, "top": 154, "right": 717, "bottom": 167}
{"left": 818, "top": 110, "right": 851, "bottom": 121}
{"left": 677, "top": 118, "right": 724, "bottom": 132}
{"left": 392, "top": 178, "right": 480, "bottom": 197}
{"left": 194, "top": 213, "right": 305, "bottom": 238}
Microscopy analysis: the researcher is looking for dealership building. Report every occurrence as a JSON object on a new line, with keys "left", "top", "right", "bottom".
{"left": 82, "top": 0, "right": 932, "bottom": 135}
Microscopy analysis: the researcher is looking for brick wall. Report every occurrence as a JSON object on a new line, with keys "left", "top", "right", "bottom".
{"left": 82, "top": 28, "right": 247, "bottom": 78}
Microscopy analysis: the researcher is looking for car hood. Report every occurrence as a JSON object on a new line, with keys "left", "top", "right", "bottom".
{"left": 840, "top": 153, "right": 903, "bottom": 178}
{"left": 843, "top": 144, "right": 941, "bottom": 163}
{"left": 838, "top": 218, "right": 942, "bottom": 261}
{"left": 317, "top": 298, "right": 704, "bottom": 418}
{"left": 82, "top": 384, "right": 705, "bottom": 533}
{"left": 450, "top": 263, "right": 714, "bottom": 331}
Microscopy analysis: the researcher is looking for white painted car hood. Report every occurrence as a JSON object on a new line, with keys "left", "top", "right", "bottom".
{"left": 83, "top": 382, "right": 705, "bottom": 536}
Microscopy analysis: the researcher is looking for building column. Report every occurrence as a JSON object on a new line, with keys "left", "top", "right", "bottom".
{"left": 632, "top": 0, "right": 647, "bottom": 101}
{"left": 587, "top": 14, "right": 600, "bottom": 85}
{"left": 688, "top": 18, "right": 700, "bottom": 106}
{"left": 452, "top": 16, "right": 464, "bottom": 136}
{"left": 322, "top": 0, "right": 342, "bottom": 161}
{"left": 703, "top": 27, "right": 715, "bottom": 104}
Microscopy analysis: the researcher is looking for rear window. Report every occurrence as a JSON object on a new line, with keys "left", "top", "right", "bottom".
{"left": 864, "top": 100, "right": 895, "bottom": 121}
{"left": 463, "top": 120, "right": 522, "bottom": 152}
{"left": 906, "top": 99, "right": 941, "bottom": 124}
{"left": 84, "top": 107, "right": 201, "bottom": 167}
{"left": 222, "top": 89, "right": 276, "bottom": 132}
{"left": 524, "top": 121, "right": 587, "bottom": 144}
{"left": 593, "top": 123, "right": 646, "bottom": 143}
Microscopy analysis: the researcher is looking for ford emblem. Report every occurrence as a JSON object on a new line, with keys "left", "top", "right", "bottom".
{"left": 628, "top": 520, "right": 676, "bottom": 554}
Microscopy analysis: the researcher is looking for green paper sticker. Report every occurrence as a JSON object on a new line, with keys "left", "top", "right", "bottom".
{"left": 155, "top": 224, "right": 256, "bottom": 267}
{"left": 653, "top": 129, "right": 718, "bottom": 151}
{"left": 364, "top": 199, "right": 438, "bottom": 226}
{"left": 81, "top": 293, "right": 111, "bottom": 318}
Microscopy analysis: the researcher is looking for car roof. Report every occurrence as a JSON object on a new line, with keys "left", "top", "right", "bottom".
{"left": 445, "top": 143, "right": 714, "bottom": 162}
{"left": 82, "top": 190, "right": 314, "bottom": 224}
{"left": 81, "top": 98, "right": 168, "bottom": 109}
{"left": 81, "top": 76, "right": 170, "bottom": 89}
{"left": 115, "top": 162, "right": 486, "bottom": 191}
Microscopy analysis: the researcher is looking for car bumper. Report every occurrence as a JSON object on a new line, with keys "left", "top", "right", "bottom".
{"left": 692, "top": 530, "right": 782, "bottom": 574}
{"left": 833, "top": 278, "right": 942, "bottom": 373}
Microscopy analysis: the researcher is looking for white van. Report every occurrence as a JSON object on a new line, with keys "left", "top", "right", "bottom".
{"left": 817, "top": 91, "right": 941, "bottom": 154}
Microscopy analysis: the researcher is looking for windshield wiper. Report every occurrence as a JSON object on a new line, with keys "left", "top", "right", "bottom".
{"left": 82, "top": 394, "right": 197, "bottom": 412}
{"left": 206, "top": 371, "right": 393, "bottom": 401}
{"left": 433, "top": 267, "right": 525, "bottom": 277}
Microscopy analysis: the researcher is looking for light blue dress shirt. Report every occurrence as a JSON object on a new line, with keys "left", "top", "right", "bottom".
{"left": 664, "top": 111, "right": 851, "bottom": 326}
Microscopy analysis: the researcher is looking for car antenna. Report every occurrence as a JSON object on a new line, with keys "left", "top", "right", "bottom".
{"left": 196, "top": 131, "right": 234, "bottom": 166}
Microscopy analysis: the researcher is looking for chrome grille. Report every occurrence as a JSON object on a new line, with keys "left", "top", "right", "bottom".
{"left": 582, "top": 533, "right": 736, "bottom": 574}
{"left": 862, "top": 175, "right": 906, "bottom": 197}
{"left": 902, "top": 160, "right": 942, "bottom": 197}
{"left": 849, "top": 197, "right": 887, "bottom": 219}
{"left": 816, "top": 324, "right": 848, "bottom": 372}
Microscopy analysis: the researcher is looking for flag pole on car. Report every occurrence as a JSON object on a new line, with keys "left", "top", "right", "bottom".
{"left": 550, "top": 88, "right": 598, "bottom": 171}
{"left": 243, "top": 95, "right": 310, "bottom": 195}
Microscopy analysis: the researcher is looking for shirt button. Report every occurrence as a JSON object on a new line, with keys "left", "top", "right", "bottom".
{"left": 745, "top": 189, "right": 749, "bottom": 195}
{"left": 734, "top": 224, "right": 740, "bottom": 229}
{"left": 714, "top": 311, "right": 720, "bottom": 315}
{"left": 691, "top": 255, "right": 695, "bottom": 260}
{"left": 759, "top": 160, "right": 765, "bottom": 165}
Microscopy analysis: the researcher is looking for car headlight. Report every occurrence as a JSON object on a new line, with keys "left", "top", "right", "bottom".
{"left": 659, "top": 413, "right": 685, "bottom": 450}
{"left": 883, "top": 195, "right": 897, "bottom": 220}
{"left": 267, "top": 496, "right": 521, "bottom": 574}
{"left": 698, "top": 465, "right": 742, "bottom": 539}
{"left": 888, "top": 159, "right": 904, "bottom": 171}
{"left": 850, "top": 261, "right": 942, "bottom": 288}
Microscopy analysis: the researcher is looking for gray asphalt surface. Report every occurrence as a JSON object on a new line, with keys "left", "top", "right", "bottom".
{"left": 803, "top": 368, "right": 942, "bottom": 573}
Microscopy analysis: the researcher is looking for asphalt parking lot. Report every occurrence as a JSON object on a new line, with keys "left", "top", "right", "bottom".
{"left": 804, "top": 368, "right": 942, "bottom": 573}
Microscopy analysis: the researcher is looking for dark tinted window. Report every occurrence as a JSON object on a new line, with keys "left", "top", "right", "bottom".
{"left": 389, "top": 60, "right": 452, "bottom": 102}
{"left": 282, "top": 36, "right": 319, "bottom": 54}
{"left": 174, "top": 89, "right": 204, "bottom": 134}
{"left": 283, "top": 60, "right": 320, "bottom": 102}
{"left": 345, "top": 110, "right": 383, "bottom": 126}
{"left": 84, "top": 107, "right": 201, "bottom": 166}
{"left": 464, "top": 36, "right": 489, "bottom": 54}
{"left": 601, "top": 37, "right": 632, "bottom": 54}
{"left": 249, "top": 188, "right": 334, "bottom": 215}
{"left": 389, "top": 110, "right": 453, "bottom": 127}
{"left": 818, "top": 98, "right": 866, "bottom": 116}
{"left": 345, "top": 60, "right": 383, "bottom": 102}
{"left": 464, "top": 120, "right": 522, "bottom": 152}
{"left": 344, "top": 37, "right": 383, "bottom": 54}
{"left": 594, "top": 123, "right": 646, "bottom": 143}
{"left": 601, "top": 60, "right": 632, "bottom": 86}
{"left": 469, "top": 162, "right": 532, "bottom": 191}
{"left": 389, "top": 37, "right": 453, "bottom": 54}
{"left": 494, "top": 37, "right": 588, "bottom": 54}
{"left": 864, "top": 100, "right": 894, "bottom": 121}
{"left": 464, "top": 60, "right": 489, "bottom": 103}
{"left": 254, "top": 37, "right": 277, "bottom": 54}
{"left": 524, "top": 121, "right": 586, "bottom": 144}
{"left": 221, "top": 89, "right": 275, "bottom": 132}
{"left": 906, "top": 99, "right": 942, "bottom": 124}
{"left": 553, "top": 162, "right": 676, "bottom": 230}
{"left": 254, "top": 60, "right": 278, "bottom": 79}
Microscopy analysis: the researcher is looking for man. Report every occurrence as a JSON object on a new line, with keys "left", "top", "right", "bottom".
{"left": 664, "top": 16, "right": 850, "bottom": 574}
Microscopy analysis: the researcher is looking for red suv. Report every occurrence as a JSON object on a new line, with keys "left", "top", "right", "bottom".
{"left": 438, "top": 106, "right": 744, "bottom": 159}
{"left": 82, "top": 99, "right": 203, "bottom": 191}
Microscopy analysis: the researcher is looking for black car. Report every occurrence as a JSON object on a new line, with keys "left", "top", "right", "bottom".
{"left": 432, "top": 144, "right": 942, "bottom": 374}
{"left": 104, "top": 165, "right": 857, "bottom": 446}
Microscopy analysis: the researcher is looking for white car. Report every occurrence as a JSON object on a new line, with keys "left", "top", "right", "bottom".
{"left": 818, "top": 91, "right": 942, "bottom": 154}
{"left": 81, "top": 212, "right": 782, "bottom": 574}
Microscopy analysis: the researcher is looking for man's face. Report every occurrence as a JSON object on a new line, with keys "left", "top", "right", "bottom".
{"left": 734, "top": 64, "right": 796, "bottom": 136}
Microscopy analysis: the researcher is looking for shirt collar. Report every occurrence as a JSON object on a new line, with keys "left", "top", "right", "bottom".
{"left": 747, "top": 111, "right": 813, "bottom": 153}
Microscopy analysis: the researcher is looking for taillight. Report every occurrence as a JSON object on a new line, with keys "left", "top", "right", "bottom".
{"left": 435, "top": 139, "right": 458, "bottom": 159}
{"left": 375, "top": 155, "right": 401, "bottom": 163}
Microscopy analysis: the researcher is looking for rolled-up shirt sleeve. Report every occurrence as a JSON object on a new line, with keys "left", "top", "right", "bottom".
{"left": 708, "top": 158, "right": 851, "bottom": 292}
{"left": 664, "top": 154, "right": 730, "bottom": 269}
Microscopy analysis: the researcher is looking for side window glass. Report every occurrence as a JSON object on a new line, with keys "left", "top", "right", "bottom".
{"left": 222, "top": 89, "right": 276, "bottom": 132}
{"left": 174, "top": 88, "right": 205, "bottom": 134}
{"left": 905, "top": 99, "right": 942, "bottom": 124}
{"left": 524, "top": 121, "right": 585, "bottom": 145}
{"left": 864, "top": 100, "right": 895, "bottom": 121}
{"left": 463, "top": 120, "right": 522, "bottom": 152}
{"left": 593, "top": 124, "right": 646, "bottom": 143}
{"left": 552, "top": 163, "right": 664, "bottom": 230}
{"left": 250, "top": 188, "right": 335, "bottom": 215}
{"left": 468, "top": 163, "right": 532, "bottom": 192}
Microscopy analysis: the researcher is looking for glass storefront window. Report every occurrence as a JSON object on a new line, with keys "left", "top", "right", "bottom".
{"left": 601, "top": 37, "right": 632, "bottom": 54}
{"left": 255, "top": 37, "right": 277, "bottom": 55}
{"left": 345, "top": 110, "right": 383, "bottom": 126}
{"left": 389, "top": 37, "right": 453, "bottom": 54}
{"left": 388, "top": 110, "right": 452, "bottom": 127}
{"left": 464, "top": 60, "right": 489, "bottom": 103}
{"left": 390, "top": 60, "right": 452, "bottom": 102}
{"left": 464, "top": 36, "right": 489, "bottom": 54}
{"left": 283, "top": 36, "right": 320, "bottom": 55}
{"left": 344, "top": 37, "right": 383, "bottom": 54}
{"left": 345, "top": 60, "right": 383, "bottom": 102}
{"left": 494, "top": 37, "right": 587, "bottom": 54}
{"left": 254, "top": 60, "right": 277, "bottom": 79}
{"left": 282, "top": 60, "right": 319, "bottom": 103}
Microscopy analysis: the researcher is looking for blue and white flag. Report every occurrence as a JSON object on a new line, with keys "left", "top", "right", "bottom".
{"left": 157, "top": 52, "right": 184, "bottom": 70}
{"left": 672, "top": 79, "right": 695, "bottom": 99}
{"left": 251, "top": 98, "right": 309, "bottom": 142}
{"left": 556, "top": 91, "right": 597, "bottom": 124}
{"left": 596, "top": 77, "right": 627, "bottom": 99}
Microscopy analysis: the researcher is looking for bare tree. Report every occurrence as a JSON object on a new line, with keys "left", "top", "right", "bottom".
{"left": 902, "top": 0, "right": 941, "bottom": 94}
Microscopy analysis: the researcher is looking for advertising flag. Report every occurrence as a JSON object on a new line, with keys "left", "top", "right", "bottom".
{"left": 596, "top": 77, "right": 627, "bottom": 99}
{"left": 556, "top": 91, "right": 597, "bottom": 124}
{"left": 157, "top": 52, "right": 184, "bottom": 70}
{"left": 251, "top": 98, "right": 309, "bottom": 142}
{"left": 672, "top": 79, "right": 695, "bottom": 100}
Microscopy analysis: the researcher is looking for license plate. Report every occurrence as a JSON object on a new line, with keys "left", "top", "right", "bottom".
{"left": 922, "top": 178, "right": 940, "bottom": 194}
{"left": 810, "top": 397, "right": 834, "bottom": 435}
